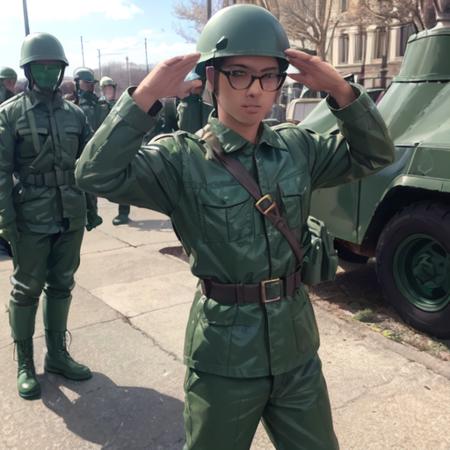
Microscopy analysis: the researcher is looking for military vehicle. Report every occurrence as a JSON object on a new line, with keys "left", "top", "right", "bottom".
{"left": 301, "top": 1, "right": 450, "bottom": 338}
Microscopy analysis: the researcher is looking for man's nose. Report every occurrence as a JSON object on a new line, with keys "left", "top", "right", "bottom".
{"left": 246, "top": 77, "right": 263, "bottom": 96}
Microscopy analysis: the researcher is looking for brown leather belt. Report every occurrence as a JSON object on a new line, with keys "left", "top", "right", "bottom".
{"left": 200, "top": 270, "right": 301, "bottom": 305}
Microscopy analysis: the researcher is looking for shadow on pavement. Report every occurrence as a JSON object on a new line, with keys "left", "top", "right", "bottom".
{"left": 126, "top": 219, "right": 173, "bottom": 231}
{"left": 41, "top": 372, "right": 185, "bottom": 450}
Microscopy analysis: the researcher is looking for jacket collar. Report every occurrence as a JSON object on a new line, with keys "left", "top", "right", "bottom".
{"left": 208, "top": 117, "right": 287, "bottom": 154}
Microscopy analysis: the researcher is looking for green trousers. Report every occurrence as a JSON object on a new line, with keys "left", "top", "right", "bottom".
{"left": 183, "top": 355, "right": 339, "bottom": 450}
{"left": 10, "top": 229, "right": 84, "bottom": 308}
{"left": 118, "top": 204, "right": 130, "bottom": 216}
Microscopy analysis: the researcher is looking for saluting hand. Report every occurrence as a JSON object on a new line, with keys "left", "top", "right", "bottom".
{"left": 285, "top": 49, "right": 356, "bottom": 108}
{"left": 133, "top": 53, "right": 202, "bottom": 112}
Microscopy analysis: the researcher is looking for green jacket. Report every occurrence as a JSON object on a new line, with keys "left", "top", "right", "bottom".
{"left": 0, "top": 90, "right": 92, "bottom": 234}
{"left": 78, "top": 90, "right": 109, "bottom": 131}
{"left": 75, "top": 85, "right": 395, "bottom": 377}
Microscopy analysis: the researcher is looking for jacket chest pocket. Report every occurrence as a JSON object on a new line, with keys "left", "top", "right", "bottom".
{"left": 278, "top": 172, "right": 309, "bottom": 230}
{"left": 16, "top": 126, "right": 50, "bottom": 158}
{"left": 61, "top": 126, "right": 80, "bottom": 159}
{"left": 200, "top": 184, "right": 254, "bottom": 243}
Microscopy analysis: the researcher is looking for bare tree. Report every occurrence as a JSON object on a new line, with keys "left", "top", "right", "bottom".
{"left": 173, "top": 0, "right": 281, "bottom": 42}
{"left": 279, "top": 0, "right": 341, "bottom": 59}
{"left": 355, "top": 0, "right": 436, "bottom": 30}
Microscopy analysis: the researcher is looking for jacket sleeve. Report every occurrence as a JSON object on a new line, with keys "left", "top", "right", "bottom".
{"left": 299, "top": 84, "right": 395, "bottom": 190}
{"left": 75, "top": 88, "right": 182, "bottom": 216}
{"left": 0, "top": 107, "right": 16, "bottom": 228}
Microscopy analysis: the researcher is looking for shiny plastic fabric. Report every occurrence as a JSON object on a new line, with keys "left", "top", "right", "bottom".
{"left": 183, "top": 355, "right": 339, "bottom": 450}
{"left": 76, "top": 85, "right": 394, "bottom": 378}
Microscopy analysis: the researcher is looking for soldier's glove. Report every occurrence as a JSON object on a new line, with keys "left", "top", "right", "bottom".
{"left": 86, "top": 212, "right": 103, "bottom": 231}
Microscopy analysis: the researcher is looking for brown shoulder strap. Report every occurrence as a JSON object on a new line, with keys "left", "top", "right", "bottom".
{"left": 198, "top": 125, "right": 304, "bottom": 265}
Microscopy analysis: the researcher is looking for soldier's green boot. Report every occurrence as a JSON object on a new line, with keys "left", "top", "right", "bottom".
{"left": 9, "top": 302, "right": 41, "bottom": 400}
{"left": 86, "top": 212, "right": 103, "bottom": 231}
{"left": 16, "top": 339, "right": 41, "bottom": 399}
{"left": 43, "top": 296, "right": 92, "bottom": 380}
{"left": 112, "top": 213, "right": 129, "bottom": 225}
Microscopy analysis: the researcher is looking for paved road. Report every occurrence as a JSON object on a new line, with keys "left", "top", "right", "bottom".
{"left": 1, "top": 200, "right": 449, "bottom": 449}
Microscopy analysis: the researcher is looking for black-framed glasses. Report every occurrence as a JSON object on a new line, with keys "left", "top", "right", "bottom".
{"left": 218, "top": 69, "right": 286, "bottom": 92}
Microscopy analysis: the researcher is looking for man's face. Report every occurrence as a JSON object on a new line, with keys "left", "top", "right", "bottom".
{"left": 212, "top": 56, "right": 282, "bottom": 127}
{"left": 80, "top": 80, "right": 95, "bottom": 92}
{"left": 3, "top": 78, "right": 16, "bottom": 92}
{"left": 102, "top": 85, "right": 115, "bottom": 100}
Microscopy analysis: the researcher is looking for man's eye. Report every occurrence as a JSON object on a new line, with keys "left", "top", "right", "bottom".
{"left": 263, "top": 73, "right": 279, "bottom": 80}
{"left": 229, "top": 70, "right": 247, "bottom": 78}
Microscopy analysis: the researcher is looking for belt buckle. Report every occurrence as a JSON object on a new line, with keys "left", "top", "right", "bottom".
{"left": 255, "top": 194, "right": 277, "bottom": 216}
{"left": 261, "top": 278, "right": 281, "bottom": 303}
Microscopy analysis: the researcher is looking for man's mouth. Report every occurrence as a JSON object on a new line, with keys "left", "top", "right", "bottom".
{"left": 242, "top": 104, "right": 261, "bottom": 112}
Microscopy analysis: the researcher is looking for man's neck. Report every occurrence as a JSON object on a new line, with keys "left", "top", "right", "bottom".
{"left": 218, "top": 111, "right": 260, "bottom": 144}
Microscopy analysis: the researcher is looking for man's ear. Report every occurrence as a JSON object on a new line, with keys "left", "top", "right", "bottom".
{"left": 206, "top": 66, "right": 215, "bottom": 93}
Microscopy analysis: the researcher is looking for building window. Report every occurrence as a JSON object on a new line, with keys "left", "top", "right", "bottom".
{"left": 397, "top": 23, "right": 416, "bottom": 56}
{"left": 339, "top": 33, "right": 349, "bottom": 64}
{"left": 340, "top": 0, "right": 348, "bottom": 12}
{"left": 374, "top": 27, "right": 387, "bottom": 59}
{"left": 354, "top": 31, "right": 367, "bottom": 62}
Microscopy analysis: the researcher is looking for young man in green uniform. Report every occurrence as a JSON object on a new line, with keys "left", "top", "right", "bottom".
{"left": 73, "top": 67, "right": 106, "bottom": 229}
{"left": 0, "top": 33, "right": 94, "bottom": 400}
{"left": 76, "top": 5, "right": 394, "bottom": 449}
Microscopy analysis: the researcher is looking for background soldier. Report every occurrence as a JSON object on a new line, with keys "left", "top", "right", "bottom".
{"left": 0, "top": 66, "right": 17, "bottom": 103}
{"left": 0, "top": 33, "right": 93, "bottom": 400}
{"left": 73, "top": 67, "right": 105, "bottom": 230}
{"left": 99, "top": 76, "right": 117, "bottom": 107}
{"left": 0, "top": 67, "right": 18, "bottom": 257}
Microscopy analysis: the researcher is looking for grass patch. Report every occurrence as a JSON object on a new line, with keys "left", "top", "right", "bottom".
{"left": 353, "top": 308, "right": 378, "bottom": 323}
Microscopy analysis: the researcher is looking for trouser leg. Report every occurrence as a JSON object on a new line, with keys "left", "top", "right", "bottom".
{"left": 42, "top": 228, "right": 91, "bottom": 380}
{"left": 262, "top": 355, "right": 339, "bottom": 450}
{"left": 183, "top": 369, "right": 270, "bottom": 450}
{"left": 85, "top": 194, "right": 103, "bottom": 230}
{"left": 118, "top": 204, "right": 130, "bottom": 216}
{"left": 9, "top": 232, "right": 51, "bottom": 399}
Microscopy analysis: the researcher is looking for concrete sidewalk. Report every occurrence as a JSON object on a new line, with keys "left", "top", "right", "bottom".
{"left": 1, "top": 200, "right": 449, "bottom": 450}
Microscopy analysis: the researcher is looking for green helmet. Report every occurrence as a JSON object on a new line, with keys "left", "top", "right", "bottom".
{"left": 74, "top": 67, "right": 97, "bottom": 83}
{"left": 20, "top": 32, "right": 68, "bottom": 67}
{"left": 196, "top": 4, "right": 290, "bottom": 76}
{"left": 0, "top": 67, "right": 17, "bottom": 81}
{"left": 99, "top": 76, "right": 116, "bottom": 87}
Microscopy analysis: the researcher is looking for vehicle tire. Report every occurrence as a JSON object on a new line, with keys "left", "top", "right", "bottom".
{"left": 376, "top": 202, "right": 450, "bottom": 338}
{"left": 335, "top": 242, "right": 369, "bottom": 264}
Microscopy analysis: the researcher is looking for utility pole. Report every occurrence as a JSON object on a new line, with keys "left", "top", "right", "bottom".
{"left": 80, "top": 36, "right": 85, "bottom": 66}
{"left": 144, "top": 38, "right": 149, "bottom": 72}
{"left": 97, "top": 49, "right": 102, "bottom": 78}
{"left": 207, "top": 0, "right": 212, "bottom": 19}
{"left": 22, "top": 0, "right": 30, "bottom": 35}
{"left": 125, "top": 56, "right": 131, "bottom": 86}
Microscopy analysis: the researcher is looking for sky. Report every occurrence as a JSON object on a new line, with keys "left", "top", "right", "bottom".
{"left": 0, "top": 0, "right": 197, "bottom": 79}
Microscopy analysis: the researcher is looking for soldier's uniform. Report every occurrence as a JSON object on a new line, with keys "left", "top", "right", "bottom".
{"left": 0, "top": 67, "right": 18, "bottom": 257}
{"left": 73, "top": 67, "right": 106, "bottom": 230}
{"left": 75, "top": 5, "right": 395, "bottom": 450}
{"left": 0, "top": 33, "right": 92, "bottom": 400}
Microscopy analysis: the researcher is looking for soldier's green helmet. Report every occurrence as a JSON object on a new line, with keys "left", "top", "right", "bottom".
{"left": 195, "top": 4, "right": 290, "bottom": 77}
{"left": 74, "top": 67, "right": 97, "bottom": 83}
{"left": 20, "top": 32, "right": 68, "bottom": 67}
{"left": 99, "top": 76, "right": 116, "bottom": 87}
{"left": 0, "top": 67, "right": 18, "bottom": 81}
